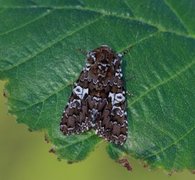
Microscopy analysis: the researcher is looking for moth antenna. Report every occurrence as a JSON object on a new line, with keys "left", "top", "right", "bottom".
{"left": 121, "top": 45, "right": 133, "bottom": 57}
{"left": 77, "top": 48, "right": 88, "bottom": 56}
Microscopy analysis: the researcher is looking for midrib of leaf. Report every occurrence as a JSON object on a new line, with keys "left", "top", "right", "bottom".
{"left": 0, "top": 5, "right": 194, "bottom": 39}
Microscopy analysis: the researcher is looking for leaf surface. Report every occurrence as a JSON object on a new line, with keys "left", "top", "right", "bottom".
{"left": 0, "top": 0, "right": 195, "bottom": 171}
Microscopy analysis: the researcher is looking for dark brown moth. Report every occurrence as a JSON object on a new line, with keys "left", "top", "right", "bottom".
{"left": 60, "top": 45, "right": 128, "bottom": 145}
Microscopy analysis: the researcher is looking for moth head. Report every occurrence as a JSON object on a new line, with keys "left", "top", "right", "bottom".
{"left": 87, "top": 45, "right": 116, "bottom": 65}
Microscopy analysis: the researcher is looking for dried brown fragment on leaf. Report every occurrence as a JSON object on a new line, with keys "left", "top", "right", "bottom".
{"left": 117, "top": 158, "right": 132, "bottom": 171}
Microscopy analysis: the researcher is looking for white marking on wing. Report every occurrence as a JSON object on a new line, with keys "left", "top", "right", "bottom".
{"left": 108, "top": 92, "right": 115, "bottom": 104}
{"left": 109, "top": 92, "right": 125, "bottom": 105}
{"left": 73, "top": 85, "right": 88, "bottom": 99}
{"left": 115, "top": 93, "right": 125, "bottom": 103}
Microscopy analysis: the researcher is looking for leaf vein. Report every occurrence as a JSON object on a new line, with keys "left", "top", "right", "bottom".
{"left": 33, "top": 101, "right": 44, "bottom": 129}
{"left": 122, "top": 0, "right": 134, "bottom": 17}
{"left": 119, "top": 31, "right": 159, "bottom": 53}
{"left": 163, "top": 0, "right": 189, "bottom": 34}
{"left": 1, "top": 14, "right": 104, "bottom": 72}
{"left": 57, "top": 134, "right": 95, "bottom": 151}
{"left": 11, "top": 81, "right": 74, "bottom": 113}
{"left": 144, "top": 125, "right": 195, "bottom": 159}
{"left": 129, "top": 59, "right": 195, "bottom": 106}
{"left": 0, "top": 9, "right": 54, "bottom": 36}
{"left": 1, "top": 5, "right": 194, "bottom": 38}
{"left": 11, "top": 31, "right": 159, "bottom": 113}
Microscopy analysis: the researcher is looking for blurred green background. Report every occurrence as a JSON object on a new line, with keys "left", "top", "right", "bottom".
{"left": 0, "top": 81, "right": 194, "bottom": 180}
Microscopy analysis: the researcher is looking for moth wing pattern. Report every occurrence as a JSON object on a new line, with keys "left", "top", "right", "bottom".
{"left": 60, "top": 70, "right": 90, "bottom": 135}
{"left": 60, "top": 45, "right": 128, "bottom": 145}
{"left": 95, "top": 64, "right": 128, "bottom": 144}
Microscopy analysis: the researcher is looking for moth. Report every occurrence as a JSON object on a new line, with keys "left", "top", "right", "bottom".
{"left": 60, "top": 45, "right": 128, "bottom": 145}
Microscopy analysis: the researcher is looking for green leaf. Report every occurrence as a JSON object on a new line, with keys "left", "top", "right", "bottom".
{"left": 0, "top": 0, "right": 195, "bottom": 171}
